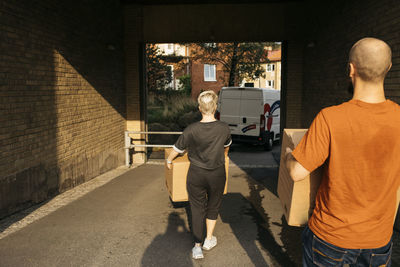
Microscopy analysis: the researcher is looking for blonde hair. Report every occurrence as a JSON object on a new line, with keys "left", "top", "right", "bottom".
{"left": 198, "top": 90, "right": 218, "bottom": 115}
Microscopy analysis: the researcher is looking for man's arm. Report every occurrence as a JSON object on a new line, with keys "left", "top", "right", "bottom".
{"left": 285, "top": 147, "right": 310, "bottom": 182}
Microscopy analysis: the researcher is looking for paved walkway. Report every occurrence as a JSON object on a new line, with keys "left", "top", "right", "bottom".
{"left": 0, "top": 164, "right": 298, "bottom": 266}
{"left": 0, "top": 146, "right": 399, "bottom": 266}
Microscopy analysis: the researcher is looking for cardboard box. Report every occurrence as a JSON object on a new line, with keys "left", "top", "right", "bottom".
{"left": 278, "top": 129, "right": 400, "bottom": 228}
{"left": 277, "top": 129, "right": 323, "bottom": 226}
{"left": 164, "top": 149, "right": 229, "bottom": 202}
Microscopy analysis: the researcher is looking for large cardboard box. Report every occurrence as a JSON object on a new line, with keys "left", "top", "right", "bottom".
{"left": 278, "top": 129, "right": 400, "bottom": 228}
{"left": 277, "top": 129, "right": 323, "bottom": 226}
{"left": 164, "top": 149, "right": 229, "bottom": 202}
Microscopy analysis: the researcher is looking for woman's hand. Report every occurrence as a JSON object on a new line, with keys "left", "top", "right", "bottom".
{"left": 166, "top": 149, "right": 179, "bottom": 170}
{"left": 166, "top": 160, "right": 172, "bottom": 170}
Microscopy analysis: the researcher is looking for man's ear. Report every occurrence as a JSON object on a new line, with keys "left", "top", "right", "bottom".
{"left": 388, "top": 62, "right": 392, "bottom": 72}
{"left": 349, "top": 62, "right": 356, "bottom": 78}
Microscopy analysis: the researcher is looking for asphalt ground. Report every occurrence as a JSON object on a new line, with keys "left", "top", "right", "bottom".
{"left": 0, "top": 143, "right": 399, "bottom": 266}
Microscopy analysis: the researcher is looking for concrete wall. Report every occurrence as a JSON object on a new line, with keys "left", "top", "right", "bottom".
{"left": 302, "top": 0, "right": 400, "bottom": 126}
{"left": 0, "top": 0, "right": 126, "bottom": 219}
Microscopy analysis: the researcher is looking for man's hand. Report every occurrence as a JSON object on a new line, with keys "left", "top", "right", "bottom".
{"left": 285, "top": 147, "right": 293, "bottom": 159}
{"left": 285, "top": 147, "right": 310, "bottom": 182}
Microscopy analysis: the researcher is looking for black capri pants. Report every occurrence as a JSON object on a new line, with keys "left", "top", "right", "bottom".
{"left": 186, "top": 163, "right": 226, "bottom": 243}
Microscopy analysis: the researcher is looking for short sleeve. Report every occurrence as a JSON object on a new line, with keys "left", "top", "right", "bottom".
{"left": 224, "top": 128, "right": 232, "bottom": 147}
{"left": 173, "top": 129, "right": 189, "bottom": 153}
{"left": 292, "top": 110, "right": 330, "bottom": 172}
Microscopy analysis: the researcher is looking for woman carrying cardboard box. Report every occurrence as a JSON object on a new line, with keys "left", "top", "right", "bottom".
{"left": 166, "top": 90, "right": 232, "bottom": 260}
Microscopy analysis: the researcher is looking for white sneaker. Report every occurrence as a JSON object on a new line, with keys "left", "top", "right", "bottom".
{"left": 192, "top": 246, "right": 204, "bottom": 259}
{"left": 202, "top": 236, "right": 217, "bottom": 250}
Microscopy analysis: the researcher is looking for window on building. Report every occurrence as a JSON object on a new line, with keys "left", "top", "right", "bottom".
{"left": 165, "top": 43, "right": 174, "bottom": 55}
{"left": 167, "top": 65, "right": 175, "bottom": 89}
{"left": 204, "top": 64, "right": 216, "bottom": 81}
{"left": 266, "top": 80, "right": 275, "bottom": 88}
{"left": 266, "top": 63, "right": 275, "bottom": 72}
{"left": 204, "top": 43, "right": 217, "bottom": 48}
{"left": 175, "top": 79, "right": 182, "bottom": 91}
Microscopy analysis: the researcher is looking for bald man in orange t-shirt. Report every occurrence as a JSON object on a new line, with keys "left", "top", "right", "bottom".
{"left": 286, "top": 38, "right": 400, "bottom": 266}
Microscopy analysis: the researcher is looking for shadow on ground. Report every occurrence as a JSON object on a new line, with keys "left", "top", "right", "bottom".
{"left": 220, "top": 192, "right": 299, "bottom": 266}
{"left": 229, "top": 143, "right": 303, "bottom": 265}
{"left": 157, "top": 190, "right": 302, "bottom": 266}
{"left": 141, "top": 212, "right": 193, "bottom": 267}
{"left": 0, "top": 201, "right": 49, "bottom": 235}
{"left": 245, "top": 178, "right": 302, "bottom": 266}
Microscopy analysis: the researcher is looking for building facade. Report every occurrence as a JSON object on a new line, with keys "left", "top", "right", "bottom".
{"left": 241, "top": 48, "right": 281, "bottom": 90}
{"left": 154, "top": 43, "right": 281, "bottom": 99}
{"left": 154, "top": 43, "right": 230, "bottom": 97}
{"left": 154, "top": 43, "right": 190, "bottom": 90}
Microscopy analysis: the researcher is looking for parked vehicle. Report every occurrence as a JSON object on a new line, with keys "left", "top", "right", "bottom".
{"left": 216, "top": 87, "right": 280, "bottom": 150}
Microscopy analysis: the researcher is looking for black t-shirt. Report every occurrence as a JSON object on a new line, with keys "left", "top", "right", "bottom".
{"left": 173, "top": 121, "right": 232, "bottom": 169}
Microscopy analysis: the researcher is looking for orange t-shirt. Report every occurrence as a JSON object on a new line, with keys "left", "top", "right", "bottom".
{"left": 292, "top": 99, "right": 400, "bottom": 249}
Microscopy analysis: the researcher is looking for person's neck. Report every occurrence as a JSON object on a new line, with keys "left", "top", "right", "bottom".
{"left": 200, "top": 114, "right": 216, "bottom": 122}
{"left": 352, "top": 78, "right": 386, "bottom": 103}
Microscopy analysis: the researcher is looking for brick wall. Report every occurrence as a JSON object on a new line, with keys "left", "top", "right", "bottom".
{"left": 0, "top": 0, "right": 125, "bottom": 219}
{"left": 190, "top": 61, "right": 228, "bottom": 98}
{"left": 124, "top": 5, "right": 147, "bottom": 164}
{"left": 302, "top": 0, "right": 400, "bottom": 126}
{"left": 284, "top": 41, "right": 304, "bottom": 128}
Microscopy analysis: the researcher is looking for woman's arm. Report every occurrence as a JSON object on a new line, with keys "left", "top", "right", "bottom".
{"left": 166, "top": 149, "right": 180, "bottom": 170}
{"left": 224, "top": 146, "right": 229, "bottom": 156}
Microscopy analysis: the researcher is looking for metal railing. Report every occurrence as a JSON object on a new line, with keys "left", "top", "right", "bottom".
{"left": 125, "top": 131, "right": 182, "bottom": 167}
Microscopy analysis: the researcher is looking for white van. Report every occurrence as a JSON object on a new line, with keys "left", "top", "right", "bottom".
{"left": 216, "top": 87, "right": 280, "bottom": 150}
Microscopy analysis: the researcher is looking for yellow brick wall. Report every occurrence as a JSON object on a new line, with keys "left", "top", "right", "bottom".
{"left": 0, "top": 0, "right": 126, "bottom": 218}
{"left": 124, "top": 5, "right": 146, "bottom": 164}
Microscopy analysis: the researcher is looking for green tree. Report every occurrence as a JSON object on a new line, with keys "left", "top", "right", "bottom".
{"left": 190, "top": 42, "right": 280, "bottom": 86}
{"left": 177, "top": 74, "right": 191, "bottom": 96}
{"left": 145, "top": 44, "right": 172, "bottom": 92}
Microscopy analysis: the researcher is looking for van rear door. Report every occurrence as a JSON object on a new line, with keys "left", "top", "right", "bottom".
{"left": 239, "top": 89, "right": 263, "bottom": 136}
{"left": 263, "top": 89, "right": 281, "bottom": 141}
{"left": 219, "top": 89, "right": 241, "bottom": 134}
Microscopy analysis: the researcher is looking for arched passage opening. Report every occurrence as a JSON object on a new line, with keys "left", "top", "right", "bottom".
{"left": 144, "top": 41, "right": 283, "bottom": 159}
{"left": 123, "top": 2, "right": 306, "bottom": 163}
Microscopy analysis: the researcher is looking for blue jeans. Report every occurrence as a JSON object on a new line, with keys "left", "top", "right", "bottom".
{"left": 302, "top": 225, "right": 393, "bottom": 267}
